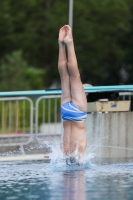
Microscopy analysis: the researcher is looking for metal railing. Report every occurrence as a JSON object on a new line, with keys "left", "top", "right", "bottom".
{"left": 35, "top": 95, "right": 62, "bottom": 135}
{"left": 119, "top": 92, "right": 133, "bottom": 111}
{"left": 0, "top": 87, "right": 132, "bottom": 148}
{"left": 0, "top": 97, "right": 33, "bottom": 146}
{"left": 0, "top": 94, "right": 62, "bottom": 148}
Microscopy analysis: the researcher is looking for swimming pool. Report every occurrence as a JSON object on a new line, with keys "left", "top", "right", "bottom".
{"left": 0, "top": 157, "right": 133, "bottom": 200}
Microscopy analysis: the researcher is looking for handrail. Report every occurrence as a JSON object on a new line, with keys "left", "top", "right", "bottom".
{"left": 0, "top": 96, "right": 34, "bottom": 146}
{"left": 0, "top": 85, "right": 133, "bottom": 96}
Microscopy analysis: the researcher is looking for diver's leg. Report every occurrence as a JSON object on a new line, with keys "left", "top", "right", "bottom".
{"left": 58, "top": 26, "right": 71, "bottom": 104}
{"left": 64, "top": 25, "right": 87, "bottom": 111}
{"left": 58, "top": 26, "right": 72, "bottom": 156}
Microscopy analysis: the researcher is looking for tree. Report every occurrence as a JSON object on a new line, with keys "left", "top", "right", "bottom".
{"left": 25, "top": 67, "right": 45, "bottom": 90}
{"left": 0, "top": 50, "right": 30, "bottom": 91}
{"left": 73, "top": 0, "right": 130, "bottom": 85}
{"left": 124, "top": 1, "right": 133, "bottom": 84}
{"left": 0, "top": 50, "right": 45, "bottom": 91}
{"left": 0, "top": 0, "right": 132, "bottom": 88}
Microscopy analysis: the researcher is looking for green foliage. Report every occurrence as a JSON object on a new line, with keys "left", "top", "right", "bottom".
{"left": 0, "top": 50, "right": 45, "bottom": 91}
{"left": 0, "top": 0, "right": 133, "bottom": 86}
{"left": 124, "top": 1, "right": 133, "bottom": 84}
{"left": 73, "top": 0, "right": 130, "bottom": 85}
{"left": 25, "top": 68, "right": 45, "bottom": 90}
{"left": 0, "top": 50, "right": 30, "bottom": 91}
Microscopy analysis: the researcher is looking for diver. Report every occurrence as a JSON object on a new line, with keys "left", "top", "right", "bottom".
{"left": 58, "top": 25, "right": 87, "bottom": 164}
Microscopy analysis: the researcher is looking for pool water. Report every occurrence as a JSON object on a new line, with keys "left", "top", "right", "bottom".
{"left": 0, "top": 157, "right": 133, "bottom": 200}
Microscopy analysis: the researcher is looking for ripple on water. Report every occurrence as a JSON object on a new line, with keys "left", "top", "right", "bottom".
{"left": 0, "top": 141, "right": 133, "bottom": 200}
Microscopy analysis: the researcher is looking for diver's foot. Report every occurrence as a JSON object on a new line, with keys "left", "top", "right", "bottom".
{"left": 58, "top": 25, "right": 67, "bottom": 44}
{"left": 63, "top": 25, "right": 73, "bottom": 45}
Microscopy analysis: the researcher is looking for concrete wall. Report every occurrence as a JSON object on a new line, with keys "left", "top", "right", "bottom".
{"left": 0, "top": 112, "right": 133, "bottom": 159}
{"left": 86, "top": 112, "right": 133, "bottom": 158}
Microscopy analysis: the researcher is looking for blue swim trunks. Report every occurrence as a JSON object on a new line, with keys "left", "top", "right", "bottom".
{"left": 61, "top": 102, "right": 87, "bottom": 122}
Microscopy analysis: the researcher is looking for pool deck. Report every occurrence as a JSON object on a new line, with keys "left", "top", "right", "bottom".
{"left": 0, "top": 154, "right": 51, "bottom": 162}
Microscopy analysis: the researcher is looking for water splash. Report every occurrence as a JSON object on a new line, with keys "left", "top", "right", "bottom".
{"left": 36, "top": 138, "right": 95, "bottom": 171}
